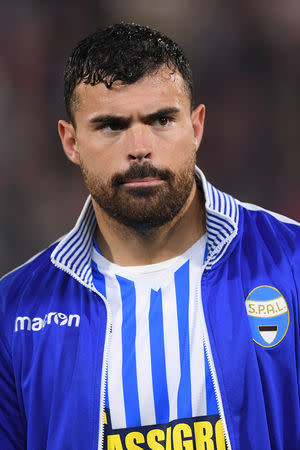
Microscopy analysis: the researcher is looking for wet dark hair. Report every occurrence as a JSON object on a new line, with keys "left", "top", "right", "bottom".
{"left": 64, "top": 23, "right": 193, "bottom": 124}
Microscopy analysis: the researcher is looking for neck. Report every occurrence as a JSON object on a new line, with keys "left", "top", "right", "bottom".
{"left": 92, "top": 181, "right": 206, "bottom": 266}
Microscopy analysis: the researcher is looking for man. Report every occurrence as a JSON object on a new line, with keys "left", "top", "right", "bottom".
{"left": 0, "top": 23, "right": 299, "bottom": 450}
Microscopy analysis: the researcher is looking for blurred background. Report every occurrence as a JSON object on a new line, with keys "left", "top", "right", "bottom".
{"left": 1, "top": 0, "right": 300, "bottom": 274}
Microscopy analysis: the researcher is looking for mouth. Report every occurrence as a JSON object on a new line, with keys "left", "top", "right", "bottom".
{"left": 122, "top": 177, "right": 165, "bottom": 187}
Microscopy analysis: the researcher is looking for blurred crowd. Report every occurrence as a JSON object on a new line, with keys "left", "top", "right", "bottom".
{"left": 1, "top": 0, "right": 300, "bottom": 274}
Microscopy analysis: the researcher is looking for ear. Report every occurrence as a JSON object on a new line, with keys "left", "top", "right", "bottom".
{"left": 58, "top": 120, "right": 80, "bottom": 166}
{"left": 191, "top": 104, "right": 206, "bottom": 150}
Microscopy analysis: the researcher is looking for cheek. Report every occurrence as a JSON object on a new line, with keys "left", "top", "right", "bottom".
{"left": 167, "top": 131, "right": 196, "bottom": 167}
{"left": 77, "top": 136, "right": 115, "bottom": 174}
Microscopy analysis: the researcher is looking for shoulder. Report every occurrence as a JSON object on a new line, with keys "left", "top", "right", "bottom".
{"left": 0, "top": 239, "right": 69, "bottom": 345}
{"left": 239, "top": 200, "right": 300, "bottom": 232}
{"left": 0, "top": 239, "right": 63, "bottom": 305}
{"left": 237, "top": 200, "right": 300, "bottom": 261}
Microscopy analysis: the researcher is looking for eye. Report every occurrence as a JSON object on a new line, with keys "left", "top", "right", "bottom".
{"left": 107, "top": 122, "right": 125, "bottom": 131}
{"left": 154, "top": 116, "right": 173, "bottom": 128}
{"left": 98, "top": 122, "right": 126, "bottom": 132}
{"left": 158, "top": 116, "right": 169, "bottom": 126}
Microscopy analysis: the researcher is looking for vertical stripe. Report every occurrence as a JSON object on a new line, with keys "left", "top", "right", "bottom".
{"left": 117, "top": 275, "right": 141, "bottom": 427}
{"left": 205, "top": 181, "right": 211, "bottom": 208}
{"left": 204, "top": 349, "right": 219, "bottom": 415}
{"left": 211, "top": 185, "right": 216, "bottom": 209}
{"left": 229, "top": 196, "right": 233, "bottom": 218}
{"left": 86, "top": 272, "right": 93, "bottom": 286}
{"left": 204, "top": 243, "right": 209, "bottom": 263}
{"left": 162, "top": 281, "right": 181, "bottom": 421}
{"left": 106, "top": 276, "right": 126, "bottom": 429}
{"left": 189, "top": 242, "right": 207, "bottom": 417}
{"left": 234, "top": 202, "right": 239, "bottom": 223}
{"left": 81, "top": 265, "right": 91, "bottom": 284}
{"left": 216, "top": 190, "right": 222, "bottom": 212}
{"left": 149, "top": 288, "right": 169, "bottom": 424}
{"left": 135, "top": 282, "right": 156, "bottom": 425}
{"left": 224, "top": 193, "right": 228, "bottom": 216}
{"left": 91, "top": 261, "right": 106, "bottom": 297}
{"left": 93, "top": 235, "right": 102, "bottom": 255}
{"left": 189, "top": 299, "right": 206, "bottom": 417}
{"left": 175, "top": 261, "right": 192, "bottom": 418}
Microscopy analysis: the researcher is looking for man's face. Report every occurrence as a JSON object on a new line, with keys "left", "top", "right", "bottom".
{"left": 60, "top": 66, "right": 205, "bottom": 232}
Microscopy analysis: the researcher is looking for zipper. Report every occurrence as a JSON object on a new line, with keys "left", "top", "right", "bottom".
{"left": 97, "top": 301, "right": 112, "bottom": 450}
{"left": 196, "top": 276, "right": 232, "bottom": 450}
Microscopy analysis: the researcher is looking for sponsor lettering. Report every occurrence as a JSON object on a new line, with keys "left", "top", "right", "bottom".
{"left": 14, "top": 312, "right": 80, "bottom": 332}
{"left": 104, "top": 410, "right": 226, "bottom": 450}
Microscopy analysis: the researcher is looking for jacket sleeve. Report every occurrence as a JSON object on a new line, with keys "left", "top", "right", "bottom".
{"left": 0, "top": 286, "right": 26, "bottom": 449}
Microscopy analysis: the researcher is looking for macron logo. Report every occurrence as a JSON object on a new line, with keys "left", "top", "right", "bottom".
{"left": 14, "top": 312, "right": 80, "bottom": 332}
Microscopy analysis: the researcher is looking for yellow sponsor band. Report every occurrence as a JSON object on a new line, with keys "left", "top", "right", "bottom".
{"left": 107, "top": 419, "right": 226, "bottom": 450}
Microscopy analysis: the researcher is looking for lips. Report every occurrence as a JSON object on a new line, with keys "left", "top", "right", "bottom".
{"left": 112, "top": 163, "right": 173, "bottom": 187}
{"left": 122, "top": 177, "right": 164, "bottom": 187}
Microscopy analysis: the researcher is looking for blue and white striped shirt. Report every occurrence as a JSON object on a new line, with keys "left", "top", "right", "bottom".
{"left": 91, "top": 234, "right": 222, "bottom": 436}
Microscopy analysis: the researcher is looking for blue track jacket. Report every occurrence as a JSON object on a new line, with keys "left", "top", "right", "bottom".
{"left": 1, "top": 168, "right": 300, "bottom": 450}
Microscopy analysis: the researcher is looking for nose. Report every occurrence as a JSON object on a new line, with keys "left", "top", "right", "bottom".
{"left": 126, "top": 124, "right": 152, "bottom": 161}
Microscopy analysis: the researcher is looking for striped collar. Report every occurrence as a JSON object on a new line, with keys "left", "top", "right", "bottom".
{"left": 51, "top": 168, "right": 239, "bottom": 287}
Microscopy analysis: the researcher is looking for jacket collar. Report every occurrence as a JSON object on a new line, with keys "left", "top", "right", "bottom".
{"left": 51, "top": 167, "right": 239, "bottom": 286}
{"left": 196, "top": 167, "right": 239, "bottom": 268}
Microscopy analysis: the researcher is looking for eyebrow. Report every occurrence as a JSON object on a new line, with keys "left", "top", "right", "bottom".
{"left": 89, "top": 107, "right": 180, "bottom": 126}
{"left": 143, "top": 107, "right": 180, "bottom": 123}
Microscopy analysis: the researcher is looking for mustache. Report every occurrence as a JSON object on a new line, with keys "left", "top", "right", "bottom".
{"left": 111, "top": 163, "right": 174, "bottom": 186}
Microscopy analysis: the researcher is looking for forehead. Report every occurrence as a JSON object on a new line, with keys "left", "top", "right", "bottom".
{"left": 72, "top": 67, "right": 190, "bottom": 118}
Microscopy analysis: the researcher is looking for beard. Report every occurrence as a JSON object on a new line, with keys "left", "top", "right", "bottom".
{"left": 80, "top": 156, "right": 196, "bottom": 234}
